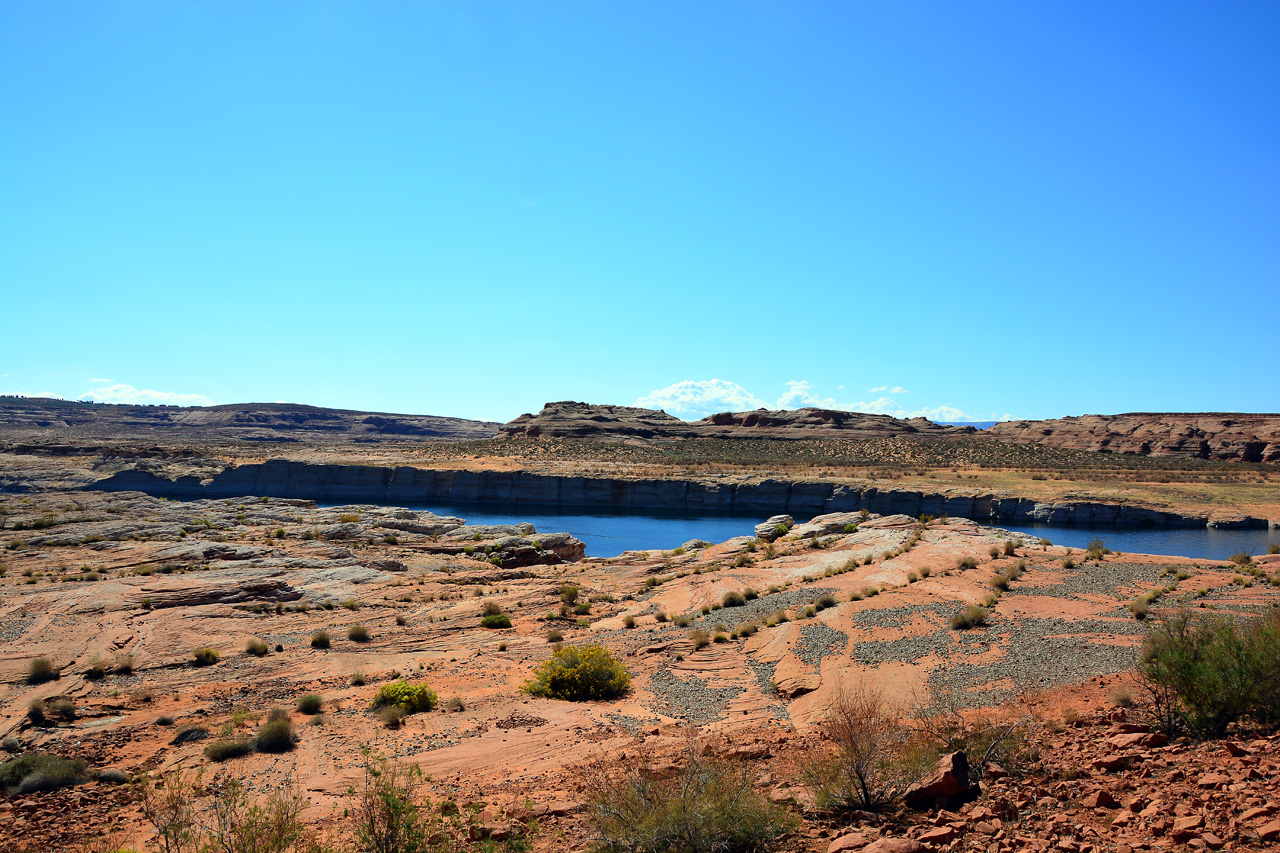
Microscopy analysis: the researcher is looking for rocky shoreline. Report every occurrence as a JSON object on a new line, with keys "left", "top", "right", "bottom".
{"left": 88, "top": 459, "right": 1272, "bottom": 529}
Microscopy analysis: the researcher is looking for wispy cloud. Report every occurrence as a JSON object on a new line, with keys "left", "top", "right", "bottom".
{"left": 77, "top": 383, "right": 212, "bottom": 406}
{"left": 638, "top": 378, "right": 1008, "bottom": 423}
{"left": 89, "top": 377, "right": 113, "bottom": 383}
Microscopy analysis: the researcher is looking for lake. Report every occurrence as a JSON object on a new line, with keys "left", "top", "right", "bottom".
{"left": 333, "top": 501, "right": 1279, "bottom": 561}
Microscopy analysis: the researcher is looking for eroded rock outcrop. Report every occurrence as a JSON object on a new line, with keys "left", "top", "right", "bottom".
{"left": 983, "top": 412, "right": 1280, "bottom": 462}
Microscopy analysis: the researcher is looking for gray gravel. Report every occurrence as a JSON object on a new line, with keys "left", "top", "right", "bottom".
{"left": 795, "top": 623, "right": 848, "bottom": 665}
{"left": 647, "top": 670, "right": 745, "bottom": 724}
{"left": 746, "top": 659, "right": 791, "bottom": 722}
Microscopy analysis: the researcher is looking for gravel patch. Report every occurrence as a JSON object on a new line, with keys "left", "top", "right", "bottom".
{"left": 795, "top": 623, "right": 848, "bottom": 665}
{"left": 746, "top": 659, "right": 791, "bottom": 722}
{"left": 1016, "top": 561, "right": 1170, "bottom": 598}
{"left": 647, "top": 670, "right": 745, "bottom": 724}
{"left": 607, "top": 711, "right": 661, "bottom": 736}
{"left": 0, "top": 613, "right": 35, "bottom": 644}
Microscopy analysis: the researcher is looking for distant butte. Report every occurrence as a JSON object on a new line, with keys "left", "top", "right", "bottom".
{"left": 499, "top": 400, "right": 978, "bottom": 441}
{"left": 982, "top": 412, "right": 1280, "bottom": 463}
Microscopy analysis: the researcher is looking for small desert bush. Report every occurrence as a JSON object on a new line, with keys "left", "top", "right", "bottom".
{"left": 988, "top": 545, "right": 1001, "bottom": 559}
{"left": 1139, "top": 608, "right": 1280, "bottom": 737}
{"left": 371, "top": 681, "right": 438, "bottom": 714}
{"left": 990, "top": 573, "right": 1010, "bottom": 591}
{"left": 349, "top": 671, "right": 366, "bottom": 686}
{"left": 950, "top": 606, "right": 989, "bottom": 630}
{"left": 957, "top": 556, "right": 978, "bottom": 571}
{"left": 806, "top": 684, "right": 912, "bottom": 813}
{"left": 815, "top": 594, "right": 837, "bottom": 611}
{"left": 545, "top": 629, "right": 564, "bottom": 643}
{"left": 521, "top": 644, "right": 630, "bottom": 701}
{"left": 480, "top": 612, "right": 512, "bottom": 629}
{"left": 585, "top": 745, "right": 794, "bottom": 853}
{"left": 0, "top": 753, "right": 86, "bottom": 794}
{"left": 245, "top": 638, "right": 269, "bottom": 657}
{"left": 1063, "top": 557, "right": 1076, "bottom": 569}
{"left": 1003, "top": 540, "right": 1017, "bottom": 556}
{"left": 204, "top": 738, "right": 253, "bottom": 762}
{"left": 296, "top": 694, "right": 323, "bottom": 715}
{"left": 347, "top": 625, "right": 371, "bottom": 642}
{"left": 1227, "top": 551, "right": 1253, "bottom": 567}
{"left": 311, "top": 631, "right": 330, "bottom": 649}
{"left": 26, "top": 700, "right": 45, "bottom": 726}
{"left": 253, "top": 717, "right": 296, "bottom": 753}
{"left": 655, "top": 611, "right": 668, "bottom": 622}
{"left": 722, "top": 590, "right": 746, "bottom": 607}
{"left": 337, "top": 513, "right": 360, "bottom": 524}
{"left": 689, "top": 629, "right": 711, "bottom": 650}
{"left": 622, "top": 615, "right": 636, "bottom": 629}
{"left": 480, "top": 600, "right": 503, "bottom": 617}
{"left": 27, "top": 657, "right": 58, "bottom": 684}
{"left": 672, "top": 614, "right": 692, "bottom": 628}
{"left": 378, "top": 705, "right": 407, "bottom": 728}
{"left": 192, "top": 648, "right": 220, "bottom": 667}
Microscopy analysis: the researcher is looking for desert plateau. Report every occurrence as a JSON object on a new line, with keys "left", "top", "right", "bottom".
{"left": 0, "top": 400, "right": 1278, "bottom": 853}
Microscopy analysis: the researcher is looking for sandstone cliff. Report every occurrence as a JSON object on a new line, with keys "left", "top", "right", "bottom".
{"left": 87, "top": 458, "right": 1266, "bottom": 528}
{"left": 983, "top": 412, "right": 1280, "bottom": 463}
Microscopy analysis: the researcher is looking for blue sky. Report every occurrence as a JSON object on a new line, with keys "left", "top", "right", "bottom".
{"left": 2, "top": 1, "right": 1277, "bottom": 423}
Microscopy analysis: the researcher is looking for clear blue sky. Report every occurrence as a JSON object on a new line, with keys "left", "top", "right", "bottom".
{"left": 3, "top": 1, "right": 1277, "bottom": 423}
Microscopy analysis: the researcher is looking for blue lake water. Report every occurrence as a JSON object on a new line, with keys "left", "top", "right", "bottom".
{"left": 334, "top": 501, "right": 1278, "bottom": 561}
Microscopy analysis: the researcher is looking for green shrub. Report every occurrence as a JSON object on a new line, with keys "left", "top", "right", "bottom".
{"left": 310, "top": 631, "right": 331, "bottom": 649}
{"left": 1140, "top": 608, "right": 1280, "bottom": 737}
{"left": 204, "top": 738, "right": 253, "bottom": 762}
{"left": 586, "top": 745, "right": 794, "bottom": 853}
{"left": 245, "top": 638, "right": 269, "bottom": 657}
{"left": 371, "top": 681, "right": 438, "bottom": 714}
{"left": 296, "top": 694, "right": 323, "bottom": 715}
{"left": 480, "top": 613, "right": 512, "bottom": 629}
{"left": 990, "top": 574, "right": 1010, "bottom": 591}
{"left": 0, "top": 753, "right": 86, "bottom": 794}
{"left": 349, "top": 671, "right": 366, "bottom": 686}
{"left": 26, "top": 701, "right": 45, "bottom": 726}
{"left": 950, "top": 606, "right": 989, "bottom": 630}
{"left": 26, "top": 657, "right": 58, "bottom": 684}
{"left": 192, "top": 648, "right": 219, "bottom": 667}
{"left": 815, "top": 594, "right": 837, "bottom": 611}
{"left": 1228, "top": 552, "right": 1254, "bottom": 567}
{"left": 253, "top": 718, "right": 296, "bottom": 753}
{"left": 521, "top": 644, "right": 630, "bottom": 701}
{"left": 722, "top": 590, "right": 746, "bottom": 607}
{"left": 347, "top": 625, "right": 371, "bottom": 642}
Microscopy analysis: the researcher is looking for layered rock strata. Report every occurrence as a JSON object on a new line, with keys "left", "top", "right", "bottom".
{"left": 87, "top": 459, "right": 1268, "bottom": 528}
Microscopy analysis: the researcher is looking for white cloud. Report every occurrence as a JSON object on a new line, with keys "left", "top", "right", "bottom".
{"left": 636, "top": 379, "right": 770, "bottom": 419}
{"left": 89, "top": 377, "right": 113, "bottom": 383}
{"left": 868, "top": 385, "right": 888, "bottom": 393}
{"left": 77, "top": 384, "right": 212, "bottom": 407}
{"left": 639, "top": 378, "right": 1007, "bottom": 423}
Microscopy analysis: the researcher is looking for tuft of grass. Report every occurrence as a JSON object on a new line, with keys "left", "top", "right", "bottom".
{"left": 480, "top": 612, "right": 512, "bottom": 629}
{"left": 957, "top": 556, "right": 978, "bottom": 571}
{"left": 689, "top": 629, "right": 711, "bottom": 650}
{"left": 722, "top": 590, "right": 746, "bottom": 608}
{"left": 310, "top": 631, "right": 331, "bottom": 649}
{"left": 950, "top": 606, "right": 989, "bottom": 630}
{"left": 253, "top": 717, "right": 296, "bottom": 753}
{"left": 0, "top": 753, "right": 86, "bottom": 794}
{"left": 349, "top": 671, "right": 366, "bottom": 686}
{"left": 192, "top": 648, "right": 219, "bottom": 667}
{"left": 245, "top": 638, "right": 269, "bottom": 657}
{"left": 545, "top": 629, "right": 564, "bottom": 643}
{"left": 296, "top": 694, "right": 323, "bottom": 715}
{"left": 26, "top": 657, "right": 58, "bottom": 684}
{"left": 203, "top": 738, "right": 253, "bottom": 762}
